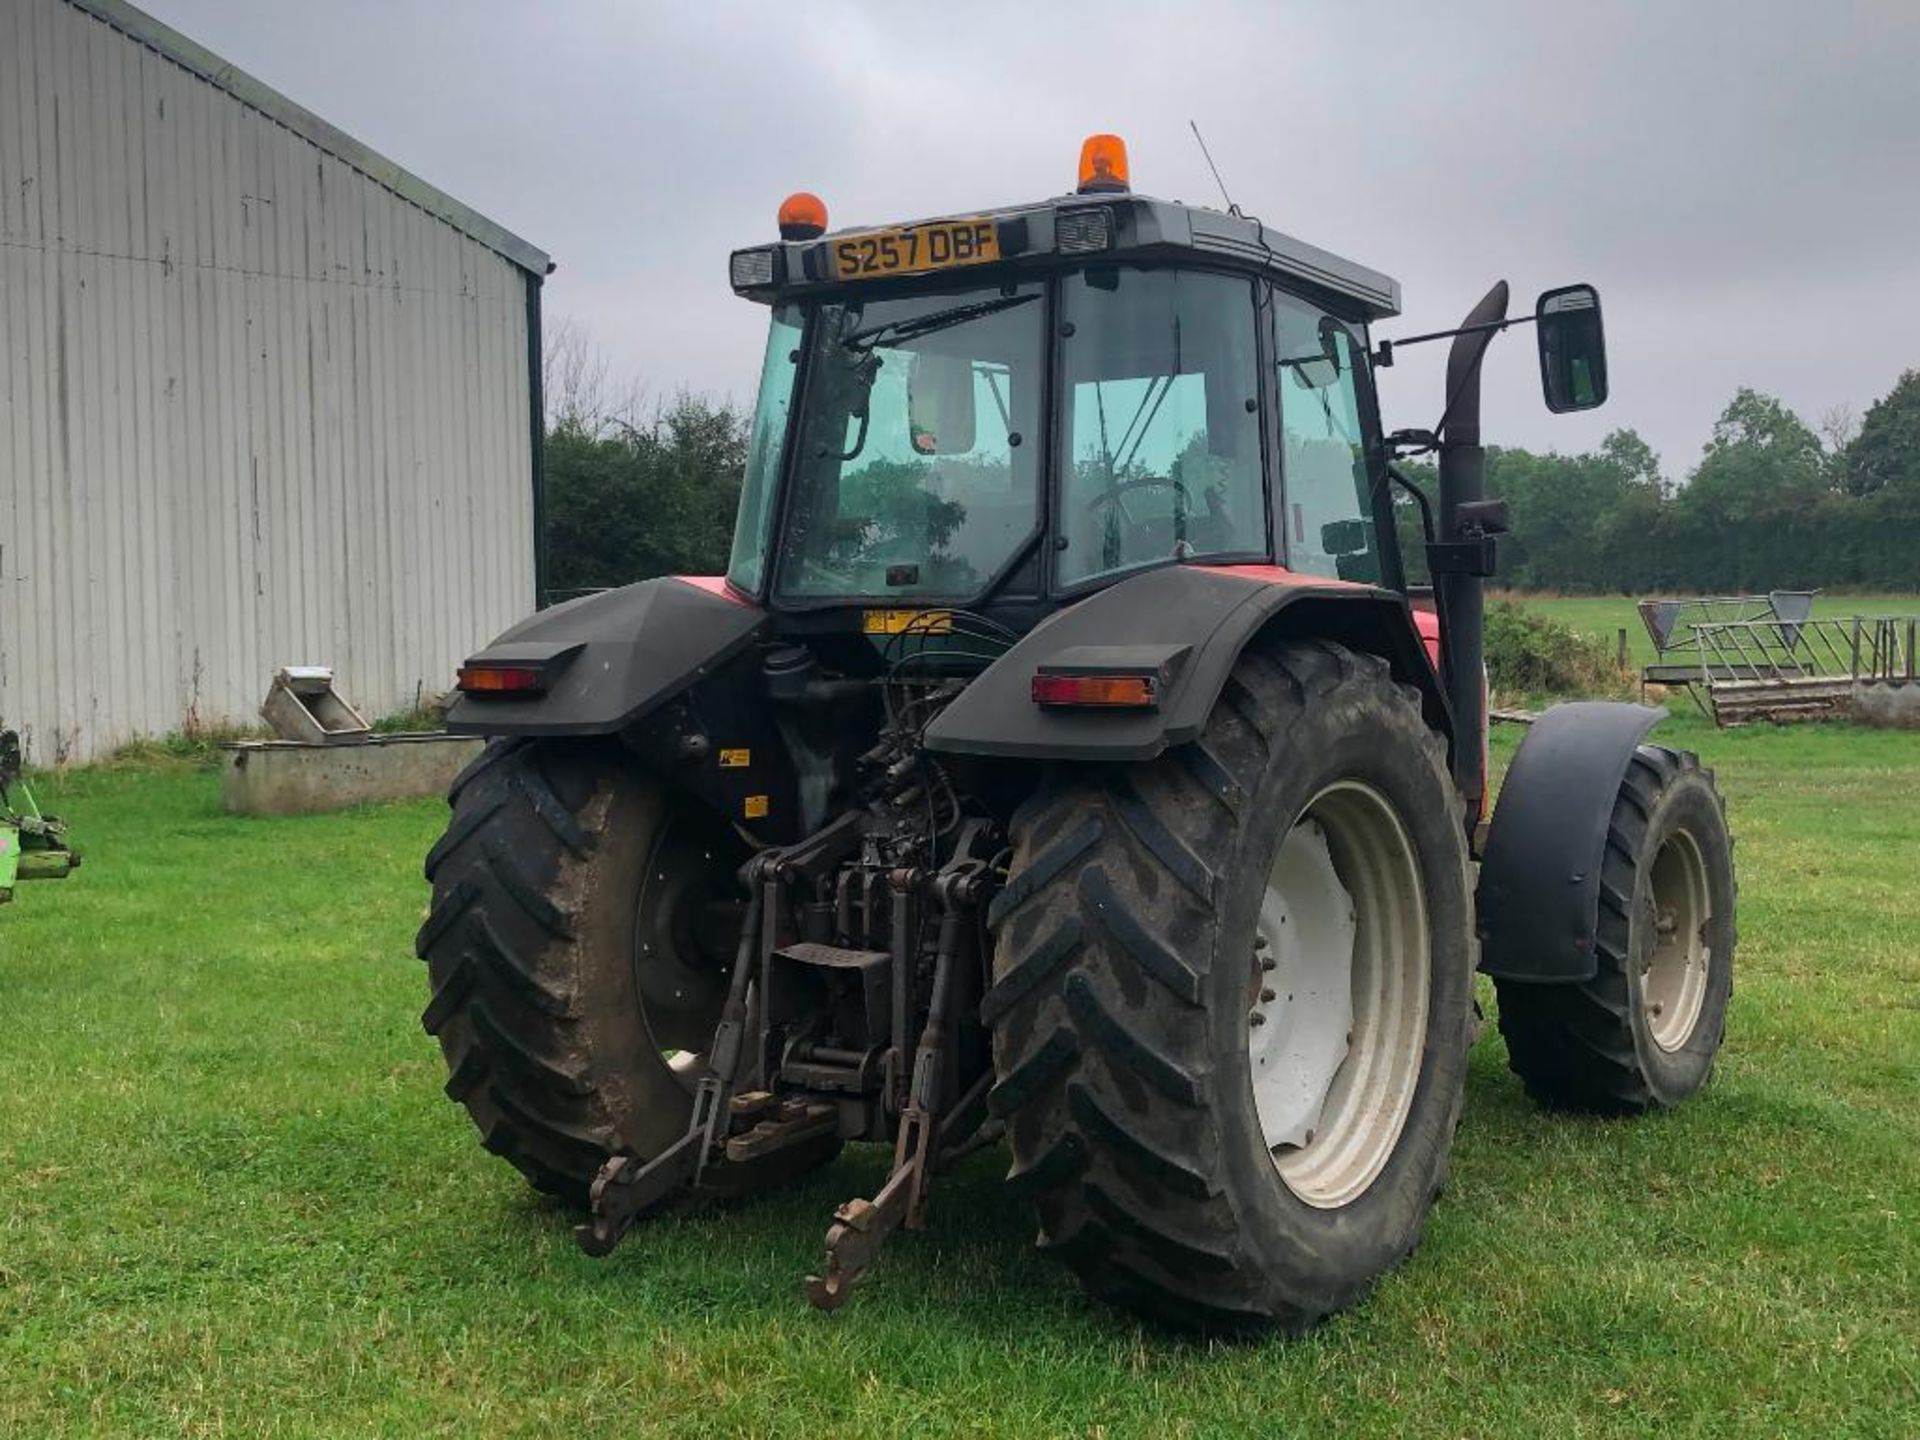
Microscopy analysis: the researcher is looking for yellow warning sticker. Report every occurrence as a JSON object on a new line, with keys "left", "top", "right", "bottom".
{"left": 863, "top": 609, "right": 952, "bottom": 636}
{"left": 718, "top": 748, "right": 751, "bottom": 768}
{"left": 744, "top": 794, "right": 770, "bottom": 819}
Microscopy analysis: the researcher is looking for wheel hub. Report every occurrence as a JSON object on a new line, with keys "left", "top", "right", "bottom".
{"left": 1642, "top": 827, "right": 1711, "bottom": 1052}
{"left": 632, "top": 819, "right": 737, "bottom": 1073}
{"left": 1247, "top": 818, "right": 1354, "bottom": 1151}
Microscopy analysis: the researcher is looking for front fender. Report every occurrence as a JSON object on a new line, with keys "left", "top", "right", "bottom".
{"left": 923, "top": 564, "right": 1445, "bottom": 761}
{"left": 1476, "top": 700, "right": 1665, "bottom": 982}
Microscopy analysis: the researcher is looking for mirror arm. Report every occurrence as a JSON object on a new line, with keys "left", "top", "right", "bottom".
{"left": 1371, "top": 313, "right": 1535, "bottom": 368}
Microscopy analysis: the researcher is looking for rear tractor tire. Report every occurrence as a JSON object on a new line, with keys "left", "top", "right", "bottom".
{"left": 985, "top": 640, "right": 1475, "bottom": 1333}
{"left": 1495, "top": 746, "right": 1735, "bottom": 1114}
{"left": 416, "top": 739, "right": 839, "bottom": 1204}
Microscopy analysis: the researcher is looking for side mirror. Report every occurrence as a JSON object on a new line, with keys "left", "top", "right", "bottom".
{"left": 1536, "top": 284, "right": 1608, "bottom": 413}
{"left": 907, "top": 353, "right": 977, "bottom": 455}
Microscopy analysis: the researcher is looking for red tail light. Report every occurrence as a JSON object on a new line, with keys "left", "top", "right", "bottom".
{"left": 1031, "top": 673, "right": 1157, "bottom": 709}
{"left": 457, "top": 664, "right": 543, "bottom": 694}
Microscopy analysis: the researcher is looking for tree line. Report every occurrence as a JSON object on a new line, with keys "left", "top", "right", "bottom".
{"left": 1397, "top": 373, "right": 1920, "bottom": 593}
{"left": 542, "top": 326, "right": 1920, "bottom": 598}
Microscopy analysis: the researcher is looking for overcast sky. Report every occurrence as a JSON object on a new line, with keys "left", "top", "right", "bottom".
{"left": 142, "top": 0, "right": 1920, "bottom": 475}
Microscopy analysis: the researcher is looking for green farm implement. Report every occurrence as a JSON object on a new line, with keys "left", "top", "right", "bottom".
{"left": 1, "top": 729, "right": 80, "bottom": 904}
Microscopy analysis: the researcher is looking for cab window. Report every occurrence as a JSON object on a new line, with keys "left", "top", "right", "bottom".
{"left": 727, "top": 305, "right": 803, "bottom": 594}
{"left": 1273, "top": 293, "right": 1380, "bottom": 582}
{"left": 1057, "top": 269, "right": 1266, "bottom": 588}
{"left": 775, "top": 285, "right": 1044, "bottom": 601}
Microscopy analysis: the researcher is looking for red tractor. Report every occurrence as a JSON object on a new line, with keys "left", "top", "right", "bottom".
{"left": 418, "top": 136, "right": 1735, "bottom": 1331}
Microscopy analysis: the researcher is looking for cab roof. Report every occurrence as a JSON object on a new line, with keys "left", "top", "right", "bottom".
{"left": 730, "top": 191, "right": 1402, "bottom": 322}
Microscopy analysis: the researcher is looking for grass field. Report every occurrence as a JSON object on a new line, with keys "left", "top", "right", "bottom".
{"left": 4, "top": 711, "right": 1918, "bottom": 1437}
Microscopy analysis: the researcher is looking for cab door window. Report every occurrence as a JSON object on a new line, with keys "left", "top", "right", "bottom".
{"left": 1057, "top": 269, "right": 1266, "bottom": 588}
{"left": 1273, "top": 293, "right": 1380, "bottom": 582}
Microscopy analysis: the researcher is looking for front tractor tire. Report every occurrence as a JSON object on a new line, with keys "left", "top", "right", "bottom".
{"left": 985, "top": 641, "right": 1475, "bottom": 1333}
{"left": 1495, "top": 747, "right": 1736, "bottom": 1114}
{"left": 416, "top": 739, "right": 835, "bottom": 1204}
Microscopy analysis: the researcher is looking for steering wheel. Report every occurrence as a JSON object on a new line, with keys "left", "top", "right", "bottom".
{"left": 1085, "top": 476, "right": 1191, "bottom": 526}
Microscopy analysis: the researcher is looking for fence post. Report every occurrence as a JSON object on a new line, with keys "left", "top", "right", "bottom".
{"left": 1850, "top": 615, "right": 1863, "bottom": 682}
{"left": 1617, "top": 628, "right": 1628, "bottom": 670}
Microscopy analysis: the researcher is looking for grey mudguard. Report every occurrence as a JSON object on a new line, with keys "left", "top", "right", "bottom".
{"left": 923, "top": 565, "right": 1444, "bottom": 762}
{"left": 445, "top": 577, "right": 767, "bottom": 736}
{"left": 1476, "top": 701, "right": 1665, "bottom": 983}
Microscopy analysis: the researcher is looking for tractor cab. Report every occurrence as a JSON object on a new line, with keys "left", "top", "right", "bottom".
{"left": 722, "top": 135, "right": 1405, "bottom": 635}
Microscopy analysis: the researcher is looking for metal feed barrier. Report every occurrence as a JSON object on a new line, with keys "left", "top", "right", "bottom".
{"left": 1639, "top": 593, "right": 1920, "bottom": 725}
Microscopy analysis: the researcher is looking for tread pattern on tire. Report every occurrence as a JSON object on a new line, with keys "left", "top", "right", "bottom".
{"left": 985, "top": 640, "right": 1465, "bottom": 1333}
{"left": 417, "top": 740, "right": 633, "bottom": 1202}
{"left": 1494, "top": 746, "right": 1735, "bottom": 1114}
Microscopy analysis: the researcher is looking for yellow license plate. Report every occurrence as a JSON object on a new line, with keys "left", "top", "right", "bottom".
{"left": 863, "top": 609, "right": 953, "bottom": 636}
{"left": 832, "top": 219, "right": 1000, "bottom": 280}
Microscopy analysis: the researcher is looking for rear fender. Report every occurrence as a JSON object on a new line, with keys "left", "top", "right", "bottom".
{"left": 445, "top": 577, "right": 766, "bottom": 737}
{"left": 923, "top": 564, "right": 1448, "bottom": 762}
{"left": 1476, "top": 701, "right": 1665, "bottom": 982}
{"left": 447, "top": 577, "right": 808, "bottom": 843}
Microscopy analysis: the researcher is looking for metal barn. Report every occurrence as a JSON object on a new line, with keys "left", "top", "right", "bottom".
{"left": 0, "top": 0, "right": 550, "bottom": 761}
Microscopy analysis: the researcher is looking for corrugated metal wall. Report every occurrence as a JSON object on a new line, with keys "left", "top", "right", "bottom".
{"left": 0, "top": 0, "right": 538, "bottom": 761}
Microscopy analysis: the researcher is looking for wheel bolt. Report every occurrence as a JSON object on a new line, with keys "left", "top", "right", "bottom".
{"left": 1249, "top": 1012, "right": 1266, "bottom": 1027}
{"left": 1261, "top": 956, "right": 1276, "bottom": 972}
{"left": 1261, "top": 988, "right": 1276, "bottom": 1004}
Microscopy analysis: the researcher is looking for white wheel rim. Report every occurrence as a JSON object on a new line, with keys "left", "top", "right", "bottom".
{"left": 1249, "top": 781, "right": 1431, "bottom": 1210}
{"left": 1643, "top": 827, "right": 1711, "bottom": 1052}
{"left": 631, "top": 821, "right": 728, "bottom": 1093}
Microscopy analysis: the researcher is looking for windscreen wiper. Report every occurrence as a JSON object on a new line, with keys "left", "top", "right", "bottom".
{"left": 841, "top": 293, "right": 1038, "bottom": 352}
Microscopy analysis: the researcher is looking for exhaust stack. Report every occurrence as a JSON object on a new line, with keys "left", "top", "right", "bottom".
{"left": 1436, "top": 280, "right": 1510, "bottom": 824}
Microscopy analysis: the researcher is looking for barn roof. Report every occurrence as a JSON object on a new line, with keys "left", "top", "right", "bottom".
{"left": 66, "top": 0, "right": 553, "bottom": 276}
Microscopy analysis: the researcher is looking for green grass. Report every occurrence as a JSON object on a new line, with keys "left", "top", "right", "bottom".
{"left": 5, "top": 722, "right": 1919, "bottom": 1437}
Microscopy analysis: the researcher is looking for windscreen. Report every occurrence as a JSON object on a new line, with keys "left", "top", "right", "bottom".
{"left": 773, "top": 284, "right": 1044, "bottom": 601}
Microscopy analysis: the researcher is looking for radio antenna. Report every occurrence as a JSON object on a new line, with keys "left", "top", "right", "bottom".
{"left": 1189, "top": 120, "right": 1240, "bottom": 216}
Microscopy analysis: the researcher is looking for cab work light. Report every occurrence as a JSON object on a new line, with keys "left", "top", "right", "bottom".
{"left": 1031, "top": 673, "right": 1157, "bottom": 709}
{"left": 729, "top": 246, "right": 779, "bottom": 291}
{"left": 457, "top": 664, "right": 543, "bottom": 694}
{"left": 1055, "top": 207, "right": 1111, "bottom": 254}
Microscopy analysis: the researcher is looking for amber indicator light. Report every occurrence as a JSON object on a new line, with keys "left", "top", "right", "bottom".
{"left": 778, "top": 192, "right": 829, "bottom": 241}
{"left": 1076, "top": 134, "right": 1130, "bottom": 194}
